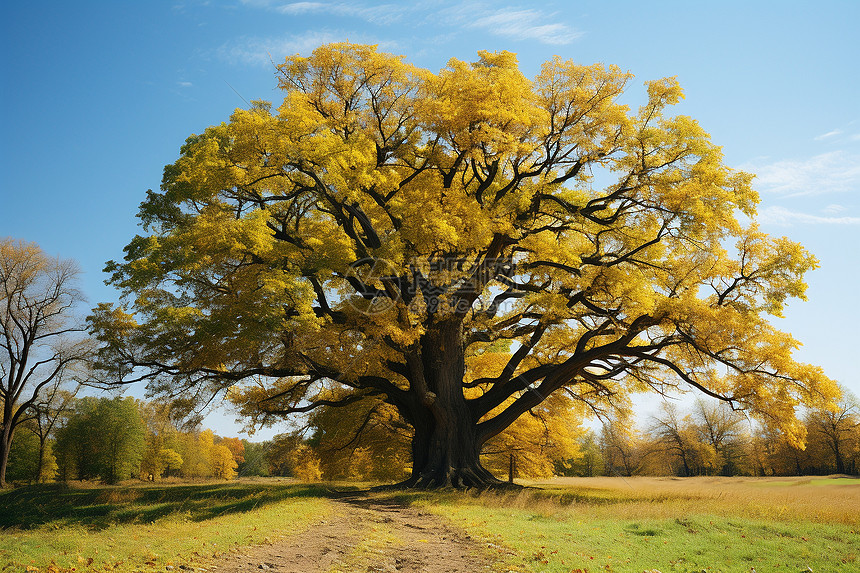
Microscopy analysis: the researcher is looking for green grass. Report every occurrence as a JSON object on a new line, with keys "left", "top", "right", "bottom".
{"left": 750, "top": 476, "right": 860, "bottom": 487}
{"left": 0, "top": 480, "right": 336, "bottom": 572}
{"left": 432, "top": 503, "right": 857, "bottom": 572}
{"left": 409, "top": 476, "right": 860, "bottom": 573}
{"left": 3, "top": 476, "right": 858, "bottom": 573}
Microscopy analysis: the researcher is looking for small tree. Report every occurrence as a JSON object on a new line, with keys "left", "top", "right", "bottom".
{"left": 237, "top": 439, "right": 269, "bottom": 477}
{"left": 806, "top": 392, "right": 859, "bottom": 475}
{"left": 94, "top": 397, "right": 146, "bottom": 483}
{"left": 692, "top": 399, "right": 748, "bottom": 475}
{"left": 219, "top": 436, "right": 245, "bottom": 466}
{"left": 177, "top": 429, "right": 216, "bottom": 478}
{"left": 601, "top": 417, "right": 647, "bottom": 477}
{"left": 5, "top": 424, "right": 57, "bottom": 483}
{"left": 160, "top": 448, "right": 184, "bottom": 477}
{"left": 142, "top": 444, "right": 184, "bottom": 479}
{"left": 55, "top": 397, "right": 97, "bottom": 480}
{"left": 211, "top": 443, "right": 237, "bottom": 479}
{"left": 560, "top": 431, "right": 604, "bottom": 477}
{"left": 55, "top": 396, "right": 145, "bottom": 483}
{"left": 264, "top": 433, "right": 297, "bottom": 477}
{"left": 650, "top": 402, "right": 700, "bottom": 476}
{"left": 30, "top": 387, "right": 78, "bottom": 482}
{"left": 1, "top": 239, "right": 90, "bottom": 487}
{"left": 139, "top": 400, "right": 183, "bottom": 478}
{"left": 288, "top": 444, "right": 322, "bottom": 481}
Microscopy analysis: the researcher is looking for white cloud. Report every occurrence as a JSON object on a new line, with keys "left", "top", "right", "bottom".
{"left": 241, "top": 1, "right": 410, "bottom": 25}
{"left": 177, "top": 81, "right": 193, "bottom": 88}
{"left": 331, "top": 3, "right": 409, "bottom": 25}
{"left": 814, "top": 129, "right": 843, "bottom": 141}
{"left": 216, "top": 30, "right": 342, "bottom": 66}
{"left": 216, "top": 30, "right": 401, "bottom": 66}
{"left": 742, "top": 151, "right": 860, "bottom": 197}
{"left": 276, "top": 1, "right": 327, "bottom": 13}
{"left": 757, "top": 205, "right": 860, "bottom": 226}
{"left": 822, "top": 204, "right": 847, "bottom": 215}
{"left": 239, "top": 1, "right": 582, "bottom": 45}
{"left": 438, "top": 3, "right": 581, "bottom": 45}
{"left": 468, "top": 8, "right": 582, "bottom": 45}
{"left": 173, "top": 0, "right": 212, "bottom": 12}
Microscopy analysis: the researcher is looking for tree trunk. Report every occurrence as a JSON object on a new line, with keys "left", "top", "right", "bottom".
{"left": 679, "top": 451, "right": 691, "bottom": 477}
{"left": 35, "top": 435, "right": 47, "bottom": 483}
{"left": 403, "top": 411, "right": 501, "bottom": 488}
{"left": 397, "top": 319, "right": 505, "bottom": 489}
{"left": 0, "top": 422, "right": 13, "bottom": 488}
{"left": 833, "top": 440, "right": 845, "bottom": 474}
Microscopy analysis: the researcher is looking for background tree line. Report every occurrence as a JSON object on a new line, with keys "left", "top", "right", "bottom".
{"left": 7, "top": 396, "right": 241, "bottom": 484}
{"left": 564, "top": 392, "right": 860, "bottom": 478}
{"left": 5, "top": 392, "right": 405, "bottom": 484}
{"left": 1, "top": 230, "right": 855, "bottom": 485}
{"left": 5, "top": 387, "right": 857, "bottom": 486}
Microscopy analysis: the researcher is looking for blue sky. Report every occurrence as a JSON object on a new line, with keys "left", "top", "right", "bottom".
{"left": 2, "top": 1, "right": 858, "bottom": 438}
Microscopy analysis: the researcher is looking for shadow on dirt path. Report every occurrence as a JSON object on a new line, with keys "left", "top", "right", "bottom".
{"left": 203, "top": 492, "right": 502, "bottom": 573}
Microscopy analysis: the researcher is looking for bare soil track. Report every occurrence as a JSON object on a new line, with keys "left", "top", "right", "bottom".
{"left": 203, "top": 493, "right": 500, "bottom": 573}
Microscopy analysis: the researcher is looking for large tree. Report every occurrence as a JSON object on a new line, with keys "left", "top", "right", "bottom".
{"left": 91, "top": 43, "right": 837, "bottom": 488}
{"left": 1, "top": 238, "right": 90, "bottom": 487}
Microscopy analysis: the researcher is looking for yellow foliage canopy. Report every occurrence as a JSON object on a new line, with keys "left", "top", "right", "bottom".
{"left": 93, "top": 43, "right": 838, "bottom": 486}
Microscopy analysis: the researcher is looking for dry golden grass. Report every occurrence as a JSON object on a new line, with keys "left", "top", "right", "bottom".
{"left": 507, "top": 475, "right": 860, "bottom": 525}
{"left": 93, "top": 488, "right": 144, "bottom": 504}
{"left": 414, "top": 476, "right": 860, "bottom": 572}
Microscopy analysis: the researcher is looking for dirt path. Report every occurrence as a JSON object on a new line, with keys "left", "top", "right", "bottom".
{"left": 201, "top": 494, "right": 501, "bottom": 573}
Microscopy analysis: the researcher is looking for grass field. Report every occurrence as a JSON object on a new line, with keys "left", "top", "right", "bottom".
{"left": 1, "top": 476, "right": 858, "bottom": 572}
{"left": 0, "top": 479, "right": 336, "bottom": 572}
{"left": 418, "top": 476, "right": 860, "bottom": 572}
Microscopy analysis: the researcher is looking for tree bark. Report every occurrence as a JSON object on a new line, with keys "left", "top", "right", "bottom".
{"left": 679, "top": 449, "right": 691, "bottom": 477}
{"left": 833, "top": 439, "right": 845, "bottom": 475}
{"left": 0, "top": 418, "right": 13, "bottom": 488}
{"left": 35, "top": 435, "right": 48, "bottom": 483}
{"left": 0, "top": 446, "right": 8, "bottom": 487}
{"left": 396, "top": 319, "right": 505, "bottom": 488}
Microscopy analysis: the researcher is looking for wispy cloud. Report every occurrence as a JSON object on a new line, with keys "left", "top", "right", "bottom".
{"left": 469, "top": 8, "right": 582, "bottom": 45}
{"left": 742, "top": 151, "right": 860, "bottom": 197}
{"left": 239, "top": 1, "right": 582, "bottom": 45}
{"left": 439, "top": 3, "right": 582, "bottom": 45}
{"left": 276, "top": 1, "right": 326, "bottom": 13}
{"left": 237, "top": 0, "right": 278, "bottom": 7}
{"left": 758, "top": 205, "right": 860, "bottom": 226}
{"left": 814, "top": 129, "right": 843, "bottom": 141}
{"left": 216, "top": 30, "right": 343, "bottom": 66}
{"left": 822, "top": 204, "right": 847, "bottom": 215}
{"left": 239, "top": 1, "right": 410, "bottom": 25}
{"left": 173, "top": 0, "right": 212, "bottom": 13}
{"left": 812, "top": 120, "right": 860, "bottom": 144}
{"left": 177, "top": 81, "right": 193, "bottom": 88}
{"left": 276, "top": 2, "right": 408, "bottom": 24}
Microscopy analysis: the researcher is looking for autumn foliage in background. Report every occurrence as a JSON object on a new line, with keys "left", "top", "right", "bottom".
{"left": 4, "top": 388, "right": 857, "bottom": 486}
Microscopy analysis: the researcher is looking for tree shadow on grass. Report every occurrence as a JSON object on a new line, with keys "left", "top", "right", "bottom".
{"left": 0, "top": 482, "right": 346, "bottom": 530}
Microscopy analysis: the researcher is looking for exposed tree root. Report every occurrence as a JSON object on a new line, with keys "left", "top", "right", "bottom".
{"left": 374, "top": 466, "right": 526, "bottom": 491}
